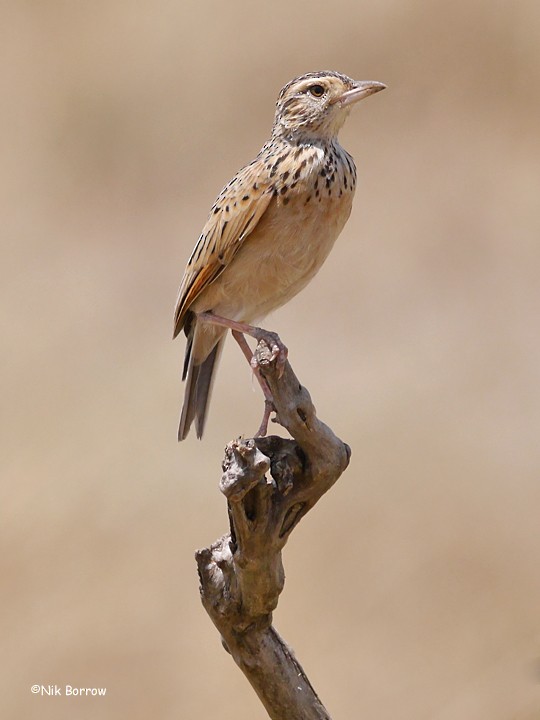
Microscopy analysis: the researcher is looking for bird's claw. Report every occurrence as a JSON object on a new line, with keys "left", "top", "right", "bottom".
{"left": 251, "top": 329, "right": 288, "bottom": 377}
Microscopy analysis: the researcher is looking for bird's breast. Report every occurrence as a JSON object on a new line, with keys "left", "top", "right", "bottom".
{"left": 195, "top": 142, "right": 358, "bottom": 322}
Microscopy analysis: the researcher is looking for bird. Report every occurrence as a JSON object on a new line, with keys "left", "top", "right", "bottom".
{"left": 173, "top": 70, "right": 385, "bottom": 440}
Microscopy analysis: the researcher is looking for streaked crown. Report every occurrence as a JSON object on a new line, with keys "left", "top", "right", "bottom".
{"left": 273, "top": 71, "right": 385, "bottom": 140}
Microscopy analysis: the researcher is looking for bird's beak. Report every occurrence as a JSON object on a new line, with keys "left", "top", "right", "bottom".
{"left": 333, "top": 80, "right": 386, "bottom": 107}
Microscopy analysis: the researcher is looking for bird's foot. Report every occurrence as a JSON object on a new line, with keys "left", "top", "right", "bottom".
{"left": 248, "top": 329, "right": 288, "bottom": 378}
{"left": 198, "top": 312, "right": 288, "bottom": 377}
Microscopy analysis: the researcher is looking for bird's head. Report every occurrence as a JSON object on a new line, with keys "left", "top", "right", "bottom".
{"left": 272, "top": 71, "right": 385, "bottom": 141}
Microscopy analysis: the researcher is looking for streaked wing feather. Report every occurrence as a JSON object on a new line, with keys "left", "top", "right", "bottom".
{"left": 175, "top": 262, "right": 223, "bottom": 330}
{"left": 173, "top": 161, "right": 273, "bottom": 336}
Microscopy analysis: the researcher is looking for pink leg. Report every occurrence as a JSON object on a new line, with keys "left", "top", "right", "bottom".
{"left": 197, "top": 312, "right": 286, "bottom": 438}
{"left": 231, "top": 330, "right": 275, "bottom": 438}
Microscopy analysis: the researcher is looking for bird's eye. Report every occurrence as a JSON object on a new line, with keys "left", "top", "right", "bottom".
{"left": 308, "top": 84, "right": 325, "bottom": 98}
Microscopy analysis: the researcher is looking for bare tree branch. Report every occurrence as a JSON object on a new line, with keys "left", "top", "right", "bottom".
{"left": 196, "top": 338, "right": 351, "bottom": 720}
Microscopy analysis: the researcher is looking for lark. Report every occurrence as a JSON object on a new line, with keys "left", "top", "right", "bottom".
{"left": 174, "top": 71, "right": 385, "bottom": 440}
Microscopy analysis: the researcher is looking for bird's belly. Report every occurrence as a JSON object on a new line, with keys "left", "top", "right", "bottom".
{"left": 196, "top": 191, "right": 354, "bottom": 323}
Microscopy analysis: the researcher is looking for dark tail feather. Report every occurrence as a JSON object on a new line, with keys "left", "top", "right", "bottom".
{"left": 182, "top": 334, "right": 193, "bottom": 381}
{"left": 178, "top": 337, "right": 224, "bottom": 441}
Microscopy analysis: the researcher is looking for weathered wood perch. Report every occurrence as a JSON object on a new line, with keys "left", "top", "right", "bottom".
{"left": 196, "top": 338, "right": 351, "bottom": 720}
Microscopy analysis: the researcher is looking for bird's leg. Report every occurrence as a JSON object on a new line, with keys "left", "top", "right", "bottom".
{"left": 196, "top": 311, "right": 285, "bottom": 437}
{"left": 231, "top": 330, "right": 275, "bottom": 437}
{"left": 254, "top": 399, "right": 274, "bottom": 438}
{"left": 197, "top": 312, "right": 288, "bottom": 375}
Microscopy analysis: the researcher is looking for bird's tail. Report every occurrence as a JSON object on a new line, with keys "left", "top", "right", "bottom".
{"left": 178, "top": 321, "right": 225, "bottom": 441}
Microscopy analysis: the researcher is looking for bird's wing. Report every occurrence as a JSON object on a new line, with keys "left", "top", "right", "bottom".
{"left": 173, "top": 160, "right": 274, "bottom": 337}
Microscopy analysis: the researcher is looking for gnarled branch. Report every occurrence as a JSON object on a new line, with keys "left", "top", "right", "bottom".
{"left": 196, "top": 339, "right": 350, "bottom": 720}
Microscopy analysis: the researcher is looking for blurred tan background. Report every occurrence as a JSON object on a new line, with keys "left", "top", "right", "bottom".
{"left": 2, "top": 0, "right": 540, "bottom": 718}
